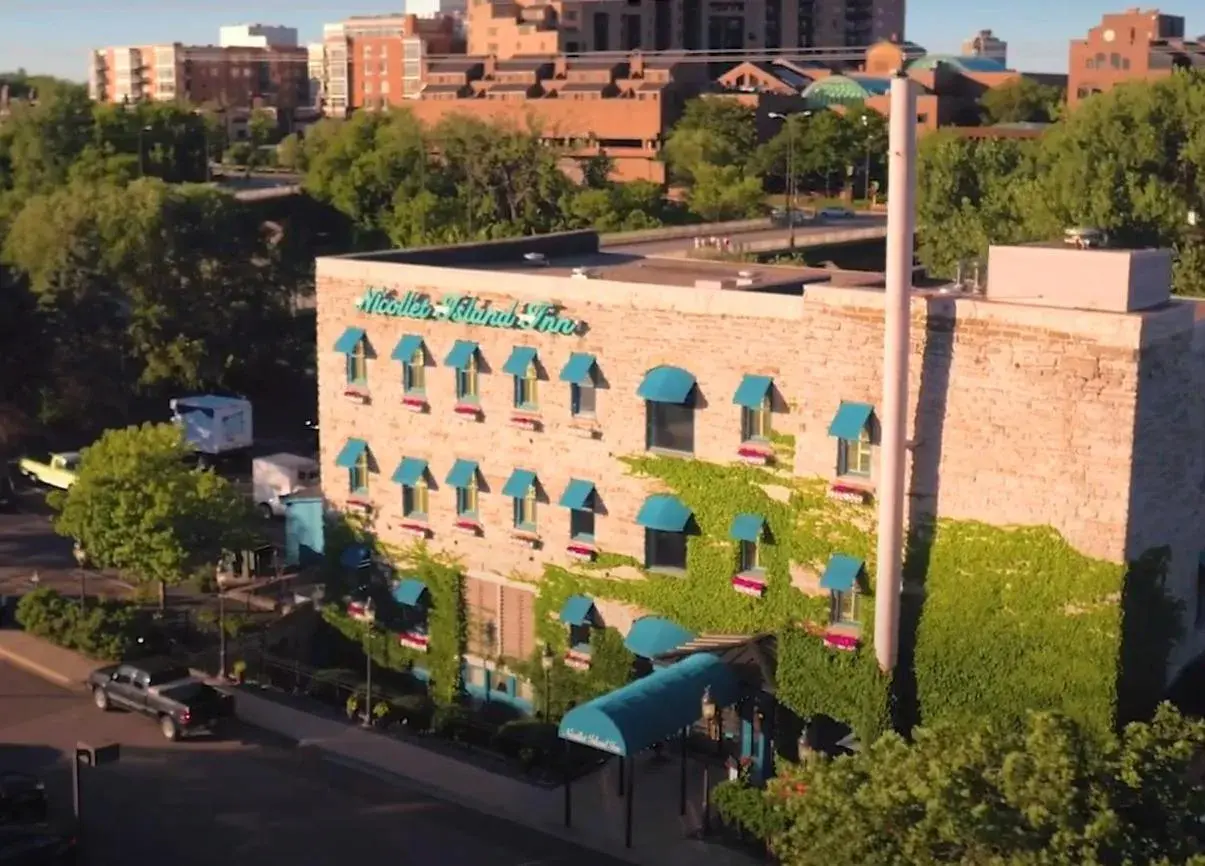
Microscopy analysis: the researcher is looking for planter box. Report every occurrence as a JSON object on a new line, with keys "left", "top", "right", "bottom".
{"left": 511, "top": 531, "right": 540, "bottom": 548}
{"left": 453, "top": 403, "right": 482, "bottom": 420}
{"left": 400, "top": 521, "right": 430, "bottom": 539}
{"left": 827, "top": 483, "right": 872, "bottom": 505}
{"left": 343, "top": 388, "right": 371, "bottom": 404}
{"left": 566, "top": 543, "right": 597, "bottom": 562}
{"left": 731, "top": 573, "right": 768, "bottom": 597}
{"left": 822, "top": 631, "right": 860, "bottom": 652}
{"left": 398, "top": 633, "right": 429, "bottom": 652}
{"left": 567, "top": 422, "right": 602, "bottom": 440}
{"left": 401, "top": 395, "right": 428, "bottom": 413}
{"left": 737, "top": 444, "right": 774, "bottom": 466}
{"left": 564, "top": 650, "right": 592, "bottom": 671}
{"left": 509, "top": 414, "right": 542, "bottom": 431}
{"left": 347, "top": 603, "right": 374, "bottom": 624}
{"left": 453, "top": 520, "right": 482, "bottom": 536}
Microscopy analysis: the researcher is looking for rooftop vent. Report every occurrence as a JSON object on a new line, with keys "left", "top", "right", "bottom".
{"left": 523, "top": 252, "right": 548, "bottom": 265}
{"left": 1063, "top": 226, "right": 1108, "bottom": 250}
{"left": 570, "top": 266, "right": 600, "bottom": 279}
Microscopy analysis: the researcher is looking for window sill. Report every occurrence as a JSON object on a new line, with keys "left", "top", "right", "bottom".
{"left": 401, "top": 394, "right": 428, "bottom": 413}
{"left": 828, "top": 480, "right": 874, "bottom": 505}
{"left": 344, "top": 386, "right": 372, "bottom": 404}
{"left": 564, "top": 645, "right": 592, "bottom": 670}
{"left": 647, "top": 446, "right": 695, "bottom": 459}
{"left": 566, "top": 541, "right": 597, "bottom": 561}
{"left": 453, "top": 403, "right": 482, "bottom": 419}
{"left": 398, "top": 631, "right": 429, "bottom": 652}
{"left": 731, "top": 571, "right": 767, "bottom": 597}
{"left": 737, "top": 442, "right": 775, "bottom": 465}
{"left": 453, "top": 518, "right": 482, "bottom": 536}
{"left": 346, "top": 495, "right": 373, "bottom": 511}
{"left": 648, "top": 565, "right": 687, "bottom": 578}
{"left": 567, "top": 418, "right": 602, "bottom": 439}
{"left": 509, "top": 411, "right": 543, "bottom": 431}
{"left": 399, "top": 519, "right": 430, "bottom": 539}
{"left": 347, "top": 601, "right": 374, "bottom": 623}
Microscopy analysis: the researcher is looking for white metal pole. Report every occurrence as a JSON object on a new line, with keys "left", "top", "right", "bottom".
{"left": 873, "top": 72, "right": 917, "bottom": 673}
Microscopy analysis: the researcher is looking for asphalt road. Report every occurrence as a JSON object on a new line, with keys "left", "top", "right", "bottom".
{"left": 0, "top": 662, "right": 629, "bottom": 866}
{"left": 608, "top": 214, "right": 887, "bottom": 256}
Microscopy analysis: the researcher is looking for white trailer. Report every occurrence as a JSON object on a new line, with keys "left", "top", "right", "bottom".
{"left": 170, "top": 395, "right": 254, "bottom": 457}
{"left": 252, "top": 453, "right": 320, "bottom": 518}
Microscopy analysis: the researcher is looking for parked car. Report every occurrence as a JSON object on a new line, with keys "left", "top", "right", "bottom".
{"left": 87, "top": 658, "right": 235, "bottom": 741}
{"left": 818, "top": 206, "right": 855, "bottom": 220}
{"left": 0, "top": 774, "right": 46, "bottom": 825}
{"left": 0, "top": 823, "right": 76, "bottom": 865}
{"left": 15, "top": 453, "right": 79, "bottom": 491}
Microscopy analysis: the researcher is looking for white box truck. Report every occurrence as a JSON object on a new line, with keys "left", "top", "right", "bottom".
{"left": 253, "top": 453, "right": 320, "bottom": 519}
{"left": 170, "top": 395, "right": 254, "bottom": 460}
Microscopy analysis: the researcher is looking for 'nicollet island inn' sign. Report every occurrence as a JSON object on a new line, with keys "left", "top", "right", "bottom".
{"left": 355, "top": 288, "right": 582, "bottom": 336}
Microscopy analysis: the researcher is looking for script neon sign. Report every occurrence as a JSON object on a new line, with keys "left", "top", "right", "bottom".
{"left": 561, "top": 728, "right": 623, "bottom": 754}
{"left": 356, "top": 289, "right": 582, "bottom": 336}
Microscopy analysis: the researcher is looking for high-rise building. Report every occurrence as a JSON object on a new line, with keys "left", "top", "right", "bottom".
{"left": 1068, "top": 9, "right": 1204, "bottom": 108}
{"left": 320, "top": 14, "right": 465, "bottom": 117}
{"left": 89, "top": 29, "right": 308, "bottom": 112}
{"left": 961, "top": 29, "right": 1007, "bottom": 66}
{"left": 464, "top": 0, "right": 904, "bottom": 59}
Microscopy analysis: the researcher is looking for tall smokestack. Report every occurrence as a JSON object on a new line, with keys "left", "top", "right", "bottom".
{"left": 873, "top": 71, "right": 916, "bottom": 673}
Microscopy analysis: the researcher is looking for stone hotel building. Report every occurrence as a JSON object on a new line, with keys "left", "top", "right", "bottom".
{"left": 309, "top": 230, "right": 1205, "bottom": 733}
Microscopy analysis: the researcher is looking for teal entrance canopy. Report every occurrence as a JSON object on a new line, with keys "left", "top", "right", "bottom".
{"left": 558, "top": 653, "right": 740, "bottom": 756}
{"left": 624, "top": 616, "right": 695, "bottom": 658}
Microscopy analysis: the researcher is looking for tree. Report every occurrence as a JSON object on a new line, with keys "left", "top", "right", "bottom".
{"left": 276, "top": 133, "right": 302, "bottom": 171}
{"left": 663, "top": 98, "right": 758, "bottom": 183}
{"left": 734, "top": 704, "right": 1205, "bottom": 866}
{"left": 245, "top": 108, "right": 278, "bottom": 173}
{"left": 51, "top": 423, "right": 255, "bottom": 607}
{"left": 980, "top": 77, "right": 1065, "bottom": 124}
{"left": 687, "top": 163, "right": 764, "bottom": 221}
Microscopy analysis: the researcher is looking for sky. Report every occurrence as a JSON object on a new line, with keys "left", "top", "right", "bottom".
{"left": 0, "top": 0, "right": 1185, "bottom": 80}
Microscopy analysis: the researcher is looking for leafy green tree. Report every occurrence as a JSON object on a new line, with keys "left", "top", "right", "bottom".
{"left": 739, "top": 704, "right": 1205, "bottom": 866}
{"left": 51, "top": 423, "right": 255, "bottom": 608}
{"left": 663, "top": 98, "right": 757, "bottom": 183}
{"left": 276, "top": 133, "right": 302, "bottom": 171}
{"left": 245, "top": 108, "right": 278, "bottom": 173}
{"left": 687, "top": 164, "right": 764, "bottom": 221}
{"left": 980, "top": 77, "right": 1065, "bottom": 124}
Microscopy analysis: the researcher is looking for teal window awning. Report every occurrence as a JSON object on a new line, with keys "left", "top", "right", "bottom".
{"left": 390, "top": 334, "right": 424, "bottom": 362}
{"left": 559, "top": 479, "right": 596, "bottom": 511}
{"left": 732, "top": 375, "right": 773, "bottom": 409}
{"left": 392, "top": 578, "right": 428, "bottom": 607}
{"left": 624, "top": 616, "right": 696, "bottom": 659}
{"left": 333, "top": 327, "right": 366, "bottom": 354}
{"left": 444, "top": 340, "right": 479, "bottom": 370}
{"left": 820, "top": 554, "right": 864, "bottom": 592}
{"left": 559, "top": 353, "right": 597, "bottom": 384}
{"left": 502, "top": 346, "right": 538, "bottom": 376}
{"left": 635, "top": 494, "right": 692, "bottom": 533}
{"left": 636, "top": 365, "right": 696, "bottom": 404}
{"left": 335, "top": 438, "right": 368, "bottom": 468}
{"left": 729, "top": 513, "right": 765, "bottom": 542}
{"left": 391, "top": 457, "right": 428, "bottom": 486}
{"left": 559, "top": 594, "right": 596, "bottom": 626}
{"left": 502, "top": 468, "right": 537, "bottom": 498}
{"left": 828, "top": 401, "right": 874, "bottom": 440}
{"left": 559, "top": 652, "right": 738, "bottom": 756}
{"left": 445, "top": 459, "right": 478, "bottom": 488}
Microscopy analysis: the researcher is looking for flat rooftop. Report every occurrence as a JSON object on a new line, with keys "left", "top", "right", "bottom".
{"left": 335, "top": 230, "right": 887, "bottom": 293}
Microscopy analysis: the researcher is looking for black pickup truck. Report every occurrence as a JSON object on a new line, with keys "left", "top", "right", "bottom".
{"left": 87, "top": 658, "right": 235, "bottom": 741}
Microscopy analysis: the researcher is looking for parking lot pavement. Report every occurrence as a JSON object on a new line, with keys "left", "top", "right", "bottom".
{"left": 0, "top": 662, "right": 630, "bottom": 866}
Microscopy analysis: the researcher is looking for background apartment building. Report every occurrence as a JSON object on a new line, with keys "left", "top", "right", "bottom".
{"left": 464, "top": 0, "right": 904, "bottom": 58}
{"left": 89, "top": 24, "right": 308, "bottom": 111}
{"left": 961, "top": 29, "right": 1007, "bottom": 66}
{"left": 1068, "top": 8, "right": 1204, "bottom": 107}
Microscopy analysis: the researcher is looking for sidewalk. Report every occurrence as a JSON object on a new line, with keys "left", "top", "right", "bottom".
{"left": 0, "top": 630, "right": 759, "bottom": 866}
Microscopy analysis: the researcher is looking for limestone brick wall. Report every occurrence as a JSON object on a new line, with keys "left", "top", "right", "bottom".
{"left": 314, "top": 255, "right": 1205, "bottom": 666}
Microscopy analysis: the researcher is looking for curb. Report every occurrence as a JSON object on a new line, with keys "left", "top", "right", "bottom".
{"left": 312, "top": 749, "right": 645, "bottom": 866}
{"left": 0, "top": 645, "right": 85, "bottom": 691}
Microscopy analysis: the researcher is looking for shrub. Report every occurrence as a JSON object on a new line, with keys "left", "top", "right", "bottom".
{"left": 492, "top": 720, "right": 559, "bottom": 761}
{"left": 393, "top": 694, "right": 435, "bottom": 730}
{"left": 16, "top": 587, "right": 141, "bottom": 660}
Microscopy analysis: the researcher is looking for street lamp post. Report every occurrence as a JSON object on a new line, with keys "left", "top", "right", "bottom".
{"left": 700, "top": 686, "right": 717, "bottom": 835}
{"left": 72, "top": 542, "right": 87, "bottom": 607}
{"left": 137, "top": 124, "right": 153, "bottom": 177}
{"left": 767, "top": 112, "right": 797, "bottom": 249}
{"left": 541, "top": 644, "right": 555, "bottom": 720}
{"left": 217, "top": 588, "right": 227, "bottom": 679}
{"left": 861, "top": 115, "right": 872, "bottom": 203}
{"left": 363, "top": 613, "right": 374, "bottom": 727}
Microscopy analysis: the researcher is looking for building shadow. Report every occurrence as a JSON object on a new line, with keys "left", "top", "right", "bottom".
{"left": 894, "top": 296, "right": 955, "bottom": 734}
